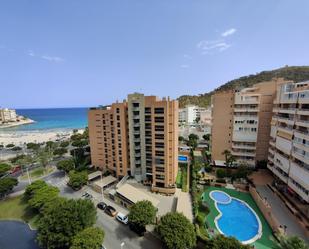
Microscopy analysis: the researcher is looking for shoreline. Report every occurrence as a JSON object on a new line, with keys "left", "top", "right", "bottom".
{"left": 0, "top": 128, "right": 84, "bottom": 146}
{"left": 0, "top": 119, "right": 35, "bottom": 129}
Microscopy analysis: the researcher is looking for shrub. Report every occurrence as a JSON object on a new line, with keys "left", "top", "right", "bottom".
{"left": 216, "top": 178, "right": 226, "bottom": 184}
{"left": 11, "top": 146, "right": 22, "bottom": 151}
{"left": 60, "top": 141, "right": 70, "bottom": 148}
{"left": 6, "top": 143, "right": 15, "bottom": 148}
{"left": 216, "top": 169, "right": 226, "bottom": 178}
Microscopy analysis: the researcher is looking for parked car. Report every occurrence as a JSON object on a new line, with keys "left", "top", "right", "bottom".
{"left": 116, "top": 212, "right": 128, "bottom": 225}
{"left": 82, "top": 192, "right": 93, "bottom": 199}
{"left": 97, "top": 202, "right": 107, "bottom": 210}
{"left": 101, "top": 246, "right": 107, "bottom": 249}
{"left": 105, "top": 205, "right": 117, "bottom": 217}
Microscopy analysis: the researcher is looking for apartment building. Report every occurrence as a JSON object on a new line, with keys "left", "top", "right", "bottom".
{"left": 267, "top": 81, "right": 309, "bottom": 203}
{"left": 0, "top": 108, "right": 17, "bottom": 123}
{"left": 88, "top": 93, "right": 178, "bottom": 194}
{"left": 179, "top": 105, "right": 209, "bottom": 125}
{"left": 211, "top": 78, "right": 287, "bottom": 167}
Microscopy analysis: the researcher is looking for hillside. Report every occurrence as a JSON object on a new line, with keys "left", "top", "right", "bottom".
{"left": 178, "top": 66, "right": 309, "bottom": 108}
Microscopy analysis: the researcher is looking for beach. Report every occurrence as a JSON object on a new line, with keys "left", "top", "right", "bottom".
{"left": 0, "top": 129, "right": 84, "bottom": 146}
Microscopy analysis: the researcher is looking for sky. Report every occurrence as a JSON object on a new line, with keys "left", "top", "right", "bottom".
{"left": 1, "top": 0, "right": 309, "bottom": 109}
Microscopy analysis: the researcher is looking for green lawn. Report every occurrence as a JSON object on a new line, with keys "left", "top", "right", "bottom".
{"left": 202, "top": 186, "right": 278, "bottom": 249}
{"left": 20, "top": 166, "right": 55, "bottom": 181}
{"left": 176, "top": 163, "right": 188, "bottom": 192}
{"left": 0, "top": 196, "right": 38, "bottom": 228}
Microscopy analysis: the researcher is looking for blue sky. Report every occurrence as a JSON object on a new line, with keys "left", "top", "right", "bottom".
{"left": 1, "top": 0, "right": 309, "bottom": 108}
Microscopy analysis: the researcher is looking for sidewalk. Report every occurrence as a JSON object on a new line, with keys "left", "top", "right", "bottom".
{"left": 256, "top": 185, "right": 309, "bottom": 243}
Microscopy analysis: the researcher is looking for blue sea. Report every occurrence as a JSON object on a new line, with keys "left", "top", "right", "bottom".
{"left": 0, "top": 108, "right": 88, "bottom": 133}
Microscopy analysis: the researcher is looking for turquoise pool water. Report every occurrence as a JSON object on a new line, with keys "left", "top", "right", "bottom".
{"left": 178, "top": 155, "right": 188, "bottom": 162}
{"left": 210, "top": 190, "right": 262, "bottom": 244}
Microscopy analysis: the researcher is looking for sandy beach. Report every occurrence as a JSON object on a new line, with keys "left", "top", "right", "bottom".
{"left": 0, "top": 129, "right": 84, "bottom": 146}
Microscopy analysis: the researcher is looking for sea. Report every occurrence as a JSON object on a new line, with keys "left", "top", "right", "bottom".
{"left": 0, "top": 108, "right": 88, "bottom": 133}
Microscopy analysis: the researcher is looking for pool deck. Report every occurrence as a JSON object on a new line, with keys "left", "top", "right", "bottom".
{"left": 202, "top": 186, "right": 278, "bottom": 249}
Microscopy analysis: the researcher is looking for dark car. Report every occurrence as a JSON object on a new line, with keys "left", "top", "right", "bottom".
{"left": 104, "top": 205, "right": 117, "bottom": 217}
{"left": 97, "top": 202, "right": 107, "bottom": 210}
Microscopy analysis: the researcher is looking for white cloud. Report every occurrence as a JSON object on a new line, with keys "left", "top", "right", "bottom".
{"left": 197, "top": 39, "right": 231, "bottom": 53}
{"left": 41, "top": 55, "right": 64, "bottom": 62}
{"left": 180, "top": 64, "right": 190, "bottom": 68}
{"left": 221, "top": 28, "right": 237, "bottom": 37}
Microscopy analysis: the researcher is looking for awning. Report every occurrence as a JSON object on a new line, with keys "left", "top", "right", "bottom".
{"left": 93, "top": 175, "right": 117, "bottom": 188}
{"left": 88, "top": 171, "right": 102, "bottom": 181}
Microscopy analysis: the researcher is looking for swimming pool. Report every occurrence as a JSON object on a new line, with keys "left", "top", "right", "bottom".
{"left": 178, "top": 155, "right": 188, "bottom": 162}
{"left": 210, "top": 190, "right": 262, "bottom": 244}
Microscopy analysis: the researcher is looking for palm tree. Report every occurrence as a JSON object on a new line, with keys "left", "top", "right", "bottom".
{"left": 277, "top": 235, "right": 309, "bottom": 249}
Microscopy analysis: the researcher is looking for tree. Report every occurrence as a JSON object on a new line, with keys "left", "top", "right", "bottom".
{"left": 203, "top": 134, "right": 210, "bottom": 141}
{"left": 0, "top": 177, "right": 18, "bottom": 198}
{"left": 128, "top": 200, "right": 157, "bottom": 232}
{"left": 0, "top": 163, "right": 11, "bottom": 176}
{"left": 82, "top": 127, "right": 89, "bottom": 140}
{"left": 216, "top": 169, "right": 226, "bottom": 178}
{"left": 24, "top": 180, "right": 48, "bottom": 200}
{"left": 46, "top": 141, "right": 56, "bottom": 150}
{"left": 233, "top": 163, "right": 251, "bottom": 179}
{"left": 222, "top": 149, "right": 236, "bottom": 168}
{"left": 37, "top": 149, "right": 52, "bottom": 170}
{"left": 278, "top": 235, "right": 309, "bottom": 249}
{"left": 11, "top": 146, "right": 22, "bottom": 151}
{"left": 204, "top": 235, "right": 251, "bottom": 249}
{"left": 37, "top": 198, "right": 96, "bottom": 249}
{"left": 26, "top": 142, "right": 40, "bottom": 151}
{"left": 57, "top": 159, "right": 75, "bottom": 173}
{"left": 188, "top": 133, "right": 199, "bottom": 149}
{"left": 70, "top": 227, "right": 104, "bottom": 249}
{"left": 53, "top": 147, "right": 68, "bottom": 157}
{"left": 60, "top": 141, "right": 70, "bottom": 148}
{"left": 68, "top": 170, "right": 88, "bottom": 190}
{"left": 156, "top": 212, "right": 196, "bottom": 249}
{"left": 178, "top": 136, "right": 185, "bottom": 142}
{"left": 28, "top": 185, "right": 59, "bottom": 211}
{"left": 72, "top": 140, "right": 88, "bottom": 148}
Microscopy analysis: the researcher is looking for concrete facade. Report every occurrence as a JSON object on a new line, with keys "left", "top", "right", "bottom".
{"left": 88, "top": 93, "right": 178, "bottom": 194}
{"left": 267, "top": 81, "right": 309, "bottom": 203}
{"left": 211, "top": 78, "right": 287, "bottom": 167}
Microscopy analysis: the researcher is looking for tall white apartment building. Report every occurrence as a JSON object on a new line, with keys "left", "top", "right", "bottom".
{"left": 179, "top": 105, "right": 209, "bottom": 125}
{"left": 268, "top": 81, "right": 309, "bottom": 203}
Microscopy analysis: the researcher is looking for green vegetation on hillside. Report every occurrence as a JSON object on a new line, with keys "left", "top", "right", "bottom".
{"left": 178, "top": 66, "right": 309, "bottom": 108}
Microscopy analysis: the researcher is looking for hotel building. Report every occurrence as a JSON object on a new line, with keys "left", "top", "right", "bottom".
{"left": 211, "top": 79, "right": 287, "bottom": 167}
{"left": 88, "top": 93, "right": 178, "bottom": 194}
{"left": 179, "top": 105, "right": 209, "bottom": 125}
{"left": 0, "top": 108, "right": 17, "bottom": 123}
{"left": 267, "top": 81, "right": 309, "bottom": 203}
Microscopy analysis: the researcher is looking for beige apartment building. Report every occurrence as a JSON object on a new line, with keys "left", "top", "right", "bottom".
{"left": 0, "top": 108, "right": 17, "bottom": 123}
{"left": 88, "top": 93, "right": 178, "bottom": 194}
{"left": 211, "top": 78, "right": 287, "bottom": 167}
{"left": 267, "top": 81, "right": 309, "bottom": 203}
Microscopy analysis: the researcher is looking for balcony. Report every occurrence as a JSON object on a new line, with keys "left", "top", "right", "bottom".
{"left": 274, "top": 153, "right": 290, "bottom": 173}
{"left": 272, "top": 167, "right": 288, "bottom": 183}
{"left": 280, "top": 93, "right": 298, "bottom": 104}
{"left": 292, "top": 149, "right": 309, "bottom": 165}
{"left": 277, "top": 116, "right": 295, "bottom": 126}
{"left": 234, "top": 107, "right": 259, "bottom": 113}
{"left": 231, "top": 150, "right": 255, "bottom": 157}
{"left": 298, "top": 91, "right": 309, "bottom": 104}
{"left": 278, "top": 108, "right": 296, "bottom": 114}
{"left": 295, "top": 118, "right": 309, "bottom": 128}
{"left": 232, "top": 143, "right": 256, "bottom": 150}
{"left": 289, "top": 162, "right": 309, "bottom": 190}
{"left": 296, "top": 109, "right": 309, "bottom": 115}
